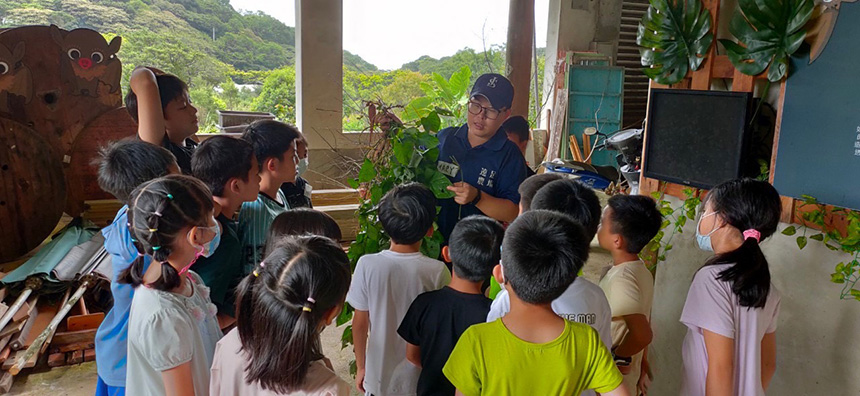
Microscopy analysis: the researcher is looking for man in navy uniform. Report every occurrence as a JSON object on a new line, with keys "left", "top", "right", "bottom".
{"left": 437, "top": 74, "right": 528, "bottom": 242}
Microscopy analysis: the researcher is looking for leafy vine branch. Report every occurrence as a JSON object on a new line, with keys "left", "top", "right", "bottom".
{"left": 641, "top": 184, "right": 703, "bottom": 267}
{"left": 780, "top": 196, "right": 860, "bottom": 301}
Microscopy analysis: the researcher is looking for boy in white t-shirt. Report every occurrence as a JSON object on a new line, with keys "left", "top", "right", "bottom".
{"left": 488, "top": 178, "right": 613, "bottom": 352}
{"left": 597, "top": 194, "right": 662, "bottom": 396}
{"left": 347, "top": 183, "right": 451, "bottom": 396}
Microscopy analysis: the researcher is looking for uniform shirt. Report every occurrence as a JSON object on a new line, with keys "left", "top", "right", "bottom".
{"left": 436, "top": 124, "right": 527, "bottom": 242}
{"left": 238, "top": 191, "right": 289, "bottom": 274}
{"left": 397, "top": 287, "right": 492, "bottom": 396}
{"left": 94, "top": 206, "right": 150, "bottom": 387}
{"left": 346, "top": 250, "right": 451, "bottom": 396}
{"left": 680, "top": 264, "right": 780, "bottom": 396}
{"left": 126, "top": 272, "right": 223, "bottom": 396}
{"left": 210, "top": 328, "right": 350, "bottom": 396}
{"left": 280, "top": 177, "right": 313, "bottom": 209}
{"left": 598, "top": 261, "right": 655, "bottom": 395}
{"left": 190, "top": 213, "right": 243, "bottom": 316}
{"left": 162, "top": 136, "right": 197, "bottom": 175}
{"left": 443, "top": 319, "right": 623, "bottom": 396}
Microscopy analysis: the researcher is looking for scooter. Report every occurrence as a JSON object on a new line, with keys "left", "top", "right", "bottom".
{"left": 542, "top": 128, "right": 643, "bottom": 193}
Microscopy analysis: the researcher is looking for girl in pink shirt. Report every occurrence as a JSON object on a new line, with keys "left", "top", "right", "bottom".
{"left": 209, "top": 235, "right": 352, "bottom": 395}
{"left": 681, "top": 179, "right": 782, "bottom": 396}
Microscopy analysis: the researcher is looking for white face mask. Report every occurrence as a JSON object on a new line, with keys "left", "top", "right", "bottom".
{"left": 696, "top": 212, "right": 720, "bottom": 252}
{"left": 297, "top": 158, "right": 309, "bottom": 177}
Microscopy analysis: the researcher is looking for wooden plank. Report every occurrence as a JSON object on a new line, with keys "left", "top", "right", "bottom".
{"left": 0, "top": 319, "right": 26, "bottom": 339}
{"left": 83, "top": 348, "right": 95, "bottom": 362}
{"left": 712, "top": 55, "right": 735, "bottom": 79}
{"left": 50, "top": 340, "right": 94, "bottom": 354}
{"left": 17, "top": 298, "right": 61, "bottom": 352}
{"left": 767, "top": 80, "right": 798, "bottom": 223}
{"left": 66, "top": 312, "right": 104, "bottom": 332}
{"left": 67, "top": 349, "right": 83, "bottom": 365}
{"left": 47, "top": 352, "right": 66, "bottom": 367}
{"left": 0, "top": 372, "right": 12, "bottom": 394}
{"left": 1, "top": 350, "right": 18, "bottom": 370}
{"left": 49, "top": 328, "right": 97, "bottom": 346}
{"left": 0, "top": 346, "right": 10, "bottom": 364}
{"left": 691, "top": 0, "right": 719, "bottom": 90}
{"left": 569, "top": 136, "right": 584, "bottom": 162}
{"left": 732, "top": 71, "right": 755, "bottom": 92}
{"left": 311, "top": 189, "right": 360, "bottom": 206}
{"left": 10, "top": 307, "right": 38, "bottom": 350}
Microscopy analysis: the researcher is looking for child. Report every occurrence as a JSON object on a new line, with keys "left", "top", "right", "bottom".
{"left": 122, "top": 175, "right": 224, "bottom": 396}
{"left": 597, "top": 195, "right": 662, "bottom": 394}
{"left": 127, "top": 67, "right": 199, "bottom": 174}
{"left": 487, "top": 178, "right": 613, "bottom": 353}
{"left": 264, "top": 208, "right": 342, "bottom": 256}
{"left": 681, "top": 179, "right": 782, "bottom": 396}
{"left": 280, "top": 133, "right": 313, "bottom": 208}
{"left": 502, "top": 115, "right": 536, "bottom": 177}
{"left": 209, "top": 235, "right": 352, "bottom": 395}
{"left": 347, "top": 183, "right": 451, "bottom": 395}
{"left": 190, "top": 135, "right": 261, "bottom": 326}
{"left": 444, "top": 210, "right": 627, "bottom": 396}
{"left": 94, "top": 139, "right": 178, "bottom": 395}
{"left": 238, "top": 119, "right": 302, "bottom": 273}
{"left": 398, "top": 215, "right": 504, "bottom": 396}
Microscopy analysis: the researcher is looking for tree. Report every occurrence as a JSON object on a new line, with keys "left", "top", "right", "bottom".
{"left": 253, "top": 66, "right": 296, "bottom": 123}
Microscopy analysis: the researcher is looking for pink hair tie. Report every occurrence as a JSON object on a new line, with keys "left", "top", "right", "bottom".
{"left": 743, "top": 229, "right": 761, "bottom": 243}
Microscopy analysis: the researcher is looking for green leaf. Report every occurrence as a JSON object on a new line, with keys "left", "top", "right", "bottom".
{"left": 637, "top": 0, "right": 714, "bottom": 85}
{"left": 797, "top": 236, "right": 807, "bottom": 250}
{"left": 831, "top": 272, "right": 845, "bottom": 284}
{"left": 420, "top": 111, "right": 442, "bottom": 133}
{"left": 720, "top": 0, "right": 814, "bottom": 82}
{"left": 427, "top": 171, "right": 455, "bottom": 199}
{"left": 678, "top": 215, "right": 687, "bottom": 228}
{"left": 651, "top": 192, "right": 662, "bottom": 200}
{"left": 357, "top": 158, "right": 376, "bottom": 183}
{"left": 810, "top": 233, "right": 824, "bottom": 242}
{"left": 347, "top": 178, "right": 359, "bottom": 189}
{"left": 402, "top": 97, "right": 433, "bottom": 121}
{"left": 340, "top": 324, "right": 353, "bottom": 349}
{"left": 336, "top": 303, "right": 354, "bottom": 327}
{"left": 781, "top": 226, "right": 797, "bottom": 236}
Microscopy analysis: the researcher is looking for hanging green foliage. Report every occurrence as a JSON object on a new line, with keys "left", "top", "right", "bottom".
{"left": 637, "top": 0, "right": 715, "bottom": 85}
{"left": 719, "top": 0, "right": 814, "bottom": 82}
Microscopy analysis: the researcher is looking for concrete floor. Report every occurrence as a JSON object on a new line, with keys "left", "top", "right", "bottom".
{"left": 8, "top": 249, "right": 612, "bottom": 396}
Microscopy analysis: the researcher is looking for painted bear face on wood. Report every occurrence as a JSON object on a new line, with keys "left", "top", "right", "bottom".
{"left": 0, "top": 41, "right": 33, "bottom": 113}
{"left": 50, "top": 25, "right": 122, "bottom": 97}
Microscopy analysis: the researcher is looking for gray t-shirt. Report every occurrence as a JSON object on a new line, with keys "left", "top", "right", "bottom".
{"left": 127, "top": 271, "right": 223, "bottom": 396}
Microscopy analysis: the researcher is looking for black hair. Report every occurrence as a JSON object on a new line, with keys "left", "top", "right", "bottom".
{"left": 531, "top": 179, "right": 602, "bottom": 240}
{"left": 378, "top": 182, "right": 437, "bottom": 245}
{"left": 235, "top": 235, "right": 350, "bottom": 393}
{"left": 264, "top": 208, "right": 343, "bottom": 256}
{"left": 606, "top": 195, "right": 663, "bottom": 254}
{"left": 95, "top": 139, "right": 177, "bottom": 204}
{"left": 191, "top": 135, "right": 255, "bottom": 197}
{"left": 502, "top": 210, "right": 590, "bottom": 304}
{"left": 448, "top": 215, "right": 504, "bottom": 282}
{"left": 702, "top": 179, "right": 782, "bottom": 308}
{"left": 241, "top": 119, "right": 301, "bottom": 166}
{"left": 503, "top": 115, "right": 530, "bottom": 142}
{"left": 125, "top": 72, "right": 189, "bottom": 123}
{"left": 517, "top": 173, "right": 565, "bottom": 212}
{"left": 119, "top": 175, "right": 214, "bottom": 290}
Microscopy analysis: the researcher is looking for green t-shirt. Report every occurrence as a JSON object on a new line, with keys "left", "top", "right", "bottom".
{"left": 443, "top": 319, "right": 623, "bottom": 396}
{"left": 192, "top": 213, "right": 243, "bottom": 317}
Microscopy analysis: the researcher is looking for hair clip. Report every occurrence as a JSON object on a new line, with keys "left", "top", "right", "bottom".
{"left": 253, "top": 270, "right": 259, "bottom": 277}
{"left": 152, "top": 246, "right": 161, "bottom": 251}
{"left": 166, "top": 193, "right": 174, "bottom": 200}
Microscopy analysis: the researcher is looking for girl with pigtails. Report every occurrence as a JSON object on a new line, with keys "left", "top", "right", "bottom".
{"left": 122, "top": 174, "right": 223, "bottom": 396}
{"left": 209, "top": 235, "right": 352, "bottom": 395}
{"left": 681, "top": 179, "right": 783, "bottom": 396}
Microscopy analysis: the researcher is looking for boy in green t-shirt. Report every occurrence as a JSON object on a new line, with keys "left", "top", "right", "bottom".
{"left": 443, "top": 210, "right": 628, "bottom": 396}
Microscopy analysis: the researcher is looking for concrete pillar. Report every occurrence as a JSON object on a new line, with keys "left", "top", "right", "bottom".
{"left": 295, "top": 0, "right": 343, "bottom": 150}
{"left": 506, "top": 0, "right": 535, "bottom": 117}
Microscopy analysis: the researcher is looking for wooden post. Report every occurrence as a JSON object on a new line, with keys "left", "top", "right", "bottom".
{"left": 506, "top": 0, "right": 535, "bottom": 117}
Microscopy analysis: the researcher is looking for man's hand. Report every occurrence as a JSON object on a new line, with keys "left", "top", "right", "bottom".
{"left": 446, "top": 182, "right": 479, "bottom": 205}
{"left": 355, "top": 367, "right": 366, "bottom": 393}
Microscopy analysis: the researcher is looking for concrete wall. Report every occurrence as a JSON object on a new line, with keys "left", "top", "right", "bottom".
{"left": 648, "top": 196, "right": 860, "bottom": 395}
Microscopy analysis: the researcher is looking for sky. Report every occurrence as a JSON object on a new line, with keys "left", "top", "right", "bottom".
{"left": 229, "top": 0, "right": 550, "bottom": 71}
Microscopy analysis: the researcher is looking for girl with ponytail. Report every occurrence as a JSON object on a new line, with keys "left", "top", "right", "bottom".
{"left": 209, "top": 235, "right": 352, "bottom": 395}
{"left": 122, "top": 174, "right": 224, "bottom": 396}
{"left": 680, "top": 178, "right": 783, "bottom": 396}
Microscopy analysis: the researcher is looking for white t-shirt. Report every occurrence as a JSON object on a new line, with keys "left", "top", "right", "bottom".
{"left": 486, "top": 277, "right": 612, "bottom": 396}
{"left": 598, "top": 260, "right": 655, "bottom": 395}
{"left": 346, "top": 250, "right": 451, "bottom": 396}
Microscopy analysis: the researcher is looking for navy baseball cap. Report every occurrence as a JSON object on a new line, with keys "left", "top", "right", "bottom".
{"left": 470, "top": 73, "right": 514, "bottom": 110}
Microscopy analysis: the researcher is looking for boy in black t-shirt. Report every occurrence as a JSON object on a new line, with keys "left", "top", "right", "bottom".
{"left": 398, "top": 215, "right": 504, "bottom": 396}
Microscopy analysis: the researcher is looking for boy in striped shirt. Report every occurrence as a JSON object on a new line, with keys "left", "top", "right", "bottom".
{"left": 238, "top": 120, "right": 302, "bottom": 273}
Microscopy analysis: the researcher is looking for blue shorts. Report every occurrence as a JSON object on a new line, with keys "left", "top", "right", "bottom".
{"left": 95, "top": 376, "right": 125, "bottom": 396}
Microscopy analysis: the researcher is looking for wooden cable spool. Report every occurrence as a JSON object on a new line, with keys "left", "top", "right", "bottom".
{"left": 0, "top": 117, "right": 66, "bottom": 262}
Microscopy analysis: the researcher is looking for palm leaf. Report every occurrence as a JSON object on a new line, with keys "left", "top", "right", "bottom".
{"left": 719, "top": 0, "right": 814, "bottom": 82}
{"left": 637, "top": 0, "right": 715, "bottom": 85}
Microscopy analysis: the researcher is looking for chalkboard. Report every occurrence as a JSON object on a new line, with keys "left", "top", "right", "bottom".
{"left": 774, "top": 4, "right": 860, "bottom": 210}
